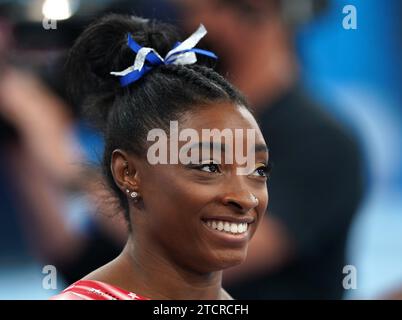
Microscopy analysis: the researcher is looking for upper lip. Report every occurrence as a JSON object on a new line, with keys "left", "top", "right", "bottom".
{"left": 201, "top": 215, "right": 255, "bottom": 224}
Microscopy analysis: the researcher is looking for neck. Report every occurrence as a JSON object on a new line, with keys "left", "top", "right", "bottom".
{"left": 110, "top": 235, "right": 229, "bottom": 300}
{"left": 226, "top": 19, "right": 298, "bottom": 109}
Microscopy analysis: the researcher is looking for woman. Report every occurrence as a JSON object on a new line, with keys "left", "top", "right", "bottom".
{"left": 51, "top": 13, "right": 270, "bottom": 300}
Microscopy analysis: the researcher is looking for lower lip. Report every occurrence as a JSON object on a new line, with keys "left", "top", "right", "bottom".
{"left": 201, "top": 221, "right": 250, "bottom": 246}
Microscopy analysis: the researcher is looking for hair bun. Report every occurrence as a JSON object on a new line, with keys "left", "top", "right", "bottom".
{"left": 65, "top": 14, "right": 181, "bottom": 129}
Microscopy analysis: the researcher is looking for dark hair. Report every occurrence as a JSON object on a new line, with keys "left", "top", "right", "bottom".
{"left": 65, "top": 14, "right": 248, "bottom": 222}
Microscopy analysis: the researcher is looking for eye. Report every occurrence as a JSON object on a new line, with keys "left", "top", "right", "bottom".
{"left": 190, "top": 161, "right": 221, "bottom": 173}
{"left": 199, "top": 162, "right": 220, "bottom": 173}
{"left": 251, "top": 163, "right": 272, "bottom": 178}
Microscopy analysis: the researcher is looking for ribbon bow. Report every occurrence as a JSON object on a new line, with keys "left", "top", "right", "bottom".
{"left": 110, "top": 24, "right": 217, "bottom": 87}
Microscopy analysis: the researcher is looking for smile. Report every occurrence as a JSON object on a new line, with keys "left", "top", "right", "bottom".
{"left": 200, "top": 218, "right": 251, "bottom": 245}
{"left": 204, "top": 219, "right": 249, "bottom": 235}
{"left": 200, "top": 215, "right": 255, "bottom": 245}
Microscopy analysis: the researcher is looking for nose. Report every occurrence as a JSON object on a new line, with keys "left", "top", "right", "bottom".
{"left": 222, "top": 191, "right": 259, "bottom": 213}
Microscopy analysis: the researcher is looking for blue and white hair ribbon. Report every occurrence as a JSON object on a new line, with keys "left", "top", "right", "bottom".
{"left": 110, "top": 24, "right": 218, "bottom": 87}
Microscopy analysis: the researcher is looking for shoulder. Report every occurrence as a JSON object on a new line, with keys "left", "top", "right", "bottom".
{"left": 221, "top": 288, "right": 234, "bottom": 300}
{"left": 262, "top": 88, "right": 354, "bottom": 143}
{"left": 270, "top": 90, "right": 362, "bottom": 163}
{"left": 50, "top": 291, "right": 88, "bottom": 300}
{"left": 49, "top": 280, "right": 149, "bottom": 300}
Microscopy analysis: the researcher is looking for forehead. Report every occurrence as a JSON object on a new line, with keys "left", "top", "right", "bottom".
{"left": 181, "top": 102, "right": 262, "bottom": 136}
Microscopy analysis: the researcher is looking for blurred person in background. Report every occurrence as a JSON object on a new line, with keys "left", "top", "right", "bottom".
{"left": 0, "top": 10, "right": 128, "bottom": 295}
{"left": 174, "top": 0, "right": 365, "bottom": 299}
{"left": 0, "top": 66, "right": 128, "bottom": 284}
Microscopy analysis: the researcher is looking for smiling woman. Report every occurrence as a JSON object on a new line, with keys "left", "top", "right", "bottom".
{"left": 51, "top": 13, "right": 270, "bottom": 300}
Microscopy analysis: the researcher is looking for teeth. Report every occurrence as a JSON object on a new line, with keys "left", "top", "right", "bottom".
{"left": 217, "top": 221, "right": 224, "bottom": 231}
{"left": 204, "top": 219, "right": 249, "bottom": 234}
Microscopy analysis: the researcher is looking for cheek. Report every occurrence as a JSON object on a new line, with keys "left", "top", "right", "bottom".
{"left": 254, "top": 187, "right": 269, "bottom": 227}
{"left": 140, "top": 169, "right": 208, "bottom": 231}
{"left": 261, "top": 188, "right": 269, "bottom": 212}
{"left": 140, "top": 172, "right": 223, "bottom": 268}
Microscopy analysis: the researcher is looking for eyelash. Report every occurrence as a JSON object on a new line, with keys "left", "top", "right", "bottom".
{"left": 191, "top": 162, "right": 272, "bottom": 178}
{"left": 253, "top": 163, "right": 272, "bottom": 178}
{"left": 191, "top": 162, "right": 221, "bottom": 173}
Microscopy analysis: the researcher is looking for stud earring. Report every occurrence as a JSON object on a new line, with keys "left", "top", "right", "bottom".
{"left": 126, "top": 189, "right": 139, "bottom": 201}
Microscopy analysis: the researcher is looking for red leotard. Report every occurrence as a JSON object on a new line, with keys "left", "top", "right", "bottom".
{"left": 50, "top": 280, "right": 149, "bottom": 300}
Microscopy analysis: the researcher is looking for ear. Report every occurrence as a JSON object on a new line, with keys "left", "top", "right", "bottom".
{"left": 110, "top": 149, "right": 141, "bottom": 194}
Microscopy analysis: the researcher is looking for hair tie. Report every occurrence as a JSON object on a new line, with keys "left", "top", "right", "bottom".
{"left": 110, "top": 24, "right": 218, "bottom": 87}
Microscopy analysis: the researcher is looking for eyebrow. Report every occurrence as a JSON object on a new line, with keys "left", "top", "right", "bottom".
{"left": 182, "top": 142, "right": 269, "bottom": 153}
{"left": 255, "top": 144, "right": 269, "bottom": 153}
{"left": 182, "top": 141, "right": 226, "bottom": 153}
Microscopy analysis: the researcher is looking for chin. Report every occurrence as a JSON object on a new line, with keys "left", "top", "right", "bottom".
{"left": 212, "top": 250, "right": 248, "bottom": 271}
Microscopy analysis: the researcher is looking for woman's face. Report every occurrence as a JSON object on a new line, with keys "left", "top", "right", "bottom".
{"left": 132, "top": 101, "right": 269, "bottom": 273}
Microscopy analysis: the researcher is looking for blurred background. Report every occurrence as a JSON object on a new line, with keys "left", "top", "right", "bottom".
{"left": 0, "top": 0, "right": 400, "bottom": 299}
